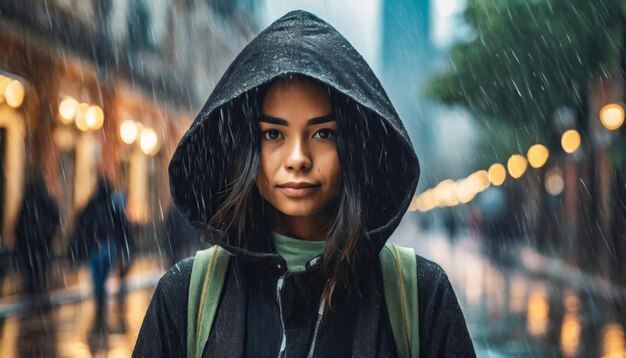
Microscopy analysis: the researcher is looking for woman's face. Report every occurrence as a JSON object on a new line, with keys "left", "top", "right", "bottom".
{"left": 256, "top": 77, "right": 341, "bottom": 218}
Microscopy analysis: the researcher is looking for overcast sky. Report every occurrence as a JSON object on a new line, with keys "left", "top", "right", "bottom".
{"left": 431, "top": 0, "right": 468, "bottom": 49}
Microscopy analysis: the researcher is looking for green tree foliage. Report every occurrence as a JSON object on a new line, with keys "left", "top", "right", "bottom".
{"left": 428, "top": 0, "right": 622, "bottom": 143}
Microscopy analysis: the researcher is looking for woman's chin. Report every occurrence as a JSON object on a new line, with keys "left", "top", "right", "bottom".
{"left": 273, "top": 204, "right": 323, "bottom": 218}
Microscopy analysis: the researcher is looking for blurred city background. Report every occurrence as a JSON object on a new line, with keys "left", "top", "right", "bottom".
{"left": 0, "top": 0, "right": 624, "bottom": 357}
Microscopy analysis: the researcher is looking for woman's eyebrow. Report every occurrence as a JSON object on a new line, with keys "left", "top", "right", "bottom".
{"left": 307, "top": 114, "right": 334, "bottom": 125}
{"left": 260, "top": 114, "right": 335, "bottom": 126}
{"left": 260, "top": 115, "right": 288, "bottom": 126}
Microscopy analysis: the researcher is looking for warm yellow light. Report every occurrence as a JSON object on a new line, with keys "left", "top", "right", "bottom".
{"left": 52, "top": 126, "right": 76, "bottom": 150}
{"left": 545, "top": 168, "right": 564, "bottom": 196}
{"left": 488, "top": 163, "right": 506, "bottom": 186}
{"left": 455, "top": 178, "right": 478, "bottom": 204}
{"left": 527, "top": 289, "right": 549, "bottom": 336}
{"left": 561, "top": 314, "right": 581, "bottom": 357}
{"left": 108, "top": 347, "right": 131, "bottom": 358}
{"left": 452, "top": 171, "right": 488, "bottom": 205}
{"left": 0, "top": 75, "right": 11, "bottom": 103}
{"left": 601, "top": 323, "right": 625, "bottom": 358}
{"left": 58, "top": 96, "right": 78, "bottom": 124}
{"left": 527, "top": 144, "right": 550, "bottom": 169}
{"left": 560, "top": 292, "right": 581, "bottom": 357}
{"left": 74, "top": 103, "right": 90, "bottom": 131}
{"left": 599, "top": 103, "right": 625, "bottom": 131}
{"left": 85, "top": 105, "right": 104, "bottom": 129}
{"left": 5, "top": 80, "right": 25, "bottom": 108}
{"left": 408, "top": 196, "right": 420, "bottom": 212}
{"left": 417, "top": 190, "right": 436, "bottom": 212}
{"left": 140, "top": 128, "right": 158, "bottom": 155}
{"left": 416, "top": 196, "right": 428, "bottom": 212}
{"left": 472, "top": 170, "right": 490, "bottom": 192}
{"left": 120, "top": 120, "right": 138, "bottom": 144}
{"left": 507, "top": 154, "right": 528, "bottom": 179}
{"left": 434, "top": 179, "right": 458, "bottom": 207}
{"left": 561, "top": 130, "right": 581, "bottom": 154}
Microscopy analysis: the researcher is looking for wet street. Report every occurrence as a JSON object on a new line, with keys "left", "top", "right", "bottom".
{"left": 0, "top": 259, "right": 163, "bottom": 358}
{"left": 0, "top": 219, "right": 625, "bottom": 357}
{"left": 392, "top": 219, "right": 626, "bottom": 357}
{"left": 1, "top": 0, "right": 624, "bottom": 357}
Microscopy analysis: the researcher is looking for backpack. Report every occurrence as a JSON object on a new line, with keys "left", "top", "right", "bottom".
{"left": 187, "top": 243, "right": 419, "bottom": 358}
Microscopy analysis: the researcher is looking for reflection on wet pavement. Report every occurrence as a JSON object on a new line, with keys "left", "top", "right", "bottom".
{"left": 0, "top": 259, "right": 159, "bottom": 358}
{"left": 0, "top": 225, "right": 624, "bottom": 357}
{"left": 391, "top": 220, "right": 626, "bottom": 357}
{"left": 0, "top": 287, "right": 153, "bottom": 358}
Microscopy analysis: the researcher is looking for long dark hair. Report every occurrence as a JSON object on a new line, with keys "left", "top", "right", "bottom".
{"left": 207, "top": 75, "right": 392, "bottom": 309}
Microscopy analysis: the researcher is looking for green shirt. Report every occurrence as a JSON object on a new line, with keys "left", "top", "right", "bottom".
{"left": 271, "top": 231, "right": 325, "bottom": 272}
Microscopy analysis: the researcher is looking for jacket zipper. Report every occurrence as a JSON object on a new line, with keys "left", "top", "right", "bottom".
{"left": 276, "top": 274, "right": 325, "bottom": 358}
{"left": 305, "top": 300, "right": 325, "bottom": 358}
{"left": 276, "top": 275, "right": 287, "bottom": 358}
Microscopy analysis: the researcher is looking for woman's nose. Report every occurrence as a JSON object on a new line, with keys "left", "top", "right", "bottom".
{"left": 285, "top": 138, "right": 312, "bottom": 171}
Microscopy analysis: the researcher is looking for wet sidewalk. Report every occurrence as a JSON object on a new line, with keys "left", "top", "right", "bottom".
{"left": 390, "top": 219, "right": 626, "bottom": 357}
{"left": 0, "top": 257, "right": 167, "bottom": 358}
{"left": 1, "top": 224, "right": 625, "bottom": 357}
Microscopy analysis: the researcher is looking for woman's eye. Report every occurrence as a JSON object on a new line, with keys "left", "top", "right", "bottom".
{"left": 263, "top": 130, "right": 283, "bottom": 141}
{"left": 313, "top": 129, "right": 335, "bottom": 140}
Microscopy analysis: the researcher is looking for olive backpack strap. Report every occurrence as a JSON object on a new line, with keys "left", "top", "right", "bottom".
{"left": 187, "top": 245, "right": 231, "bottom": 358}
{"left": 379, "top": 243, "right": 419, "bottom": 358}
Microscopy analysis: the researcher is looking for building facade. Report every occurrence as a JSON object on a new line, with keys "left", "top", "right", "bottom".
{"left": 0, "top": 0, "right": 257, "bottom": 255}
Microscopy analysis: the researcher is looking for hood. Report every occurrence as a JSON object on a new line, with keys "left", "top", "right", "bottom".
{"left": 169, "top": 10, "right": 420, "bottom": 256}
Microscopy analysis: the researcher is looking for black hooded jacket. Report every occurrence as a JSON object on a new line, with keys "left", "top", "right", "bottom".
{"left": 134, "top": 10, "right": 475, "bottom": 357}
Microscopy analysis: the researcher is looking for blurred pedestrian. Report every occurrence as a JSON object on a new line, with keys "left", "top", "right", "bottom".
{"left": 15, "top": 169, "right": 60, "bottom": 296}
{"left": 467, "top": 205, "right": 484, "bottom": 238}
{"left": 112, "top": 190, "right": 134, "bottom": 333}
{"left": 444, "top": 209, "right": 459, "bottom": 242}
{"left": 69, "top": 176, "right": 131, "bottom": 336}
{"left": 478, "top": 186, "right": 509, "bottom": 259}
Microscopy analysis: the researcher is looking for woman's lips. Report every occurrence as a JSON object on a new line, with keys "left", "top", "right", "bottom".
{"left": 278, "top": 185, "right": 321, "bottom": 197}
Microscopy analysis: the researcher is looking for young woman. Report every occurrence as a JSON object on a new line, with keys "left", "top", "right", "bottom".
{"left": 133, "top": 10, "right": 475, "bottom": 357}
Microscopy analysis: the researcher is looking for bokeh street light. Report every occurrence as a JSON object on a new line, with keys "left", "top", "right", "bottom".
{"left": 455, "top": 170, "right": 490, "bottom": 203}
{"left": 527, "top": 144, "right": 550, "bottom": 169}
{"left": 120, "top": 120, "right": 139, "bottom": 144}
{"left": 58, "top": 97, "right": 104, "bottom": 131}
{"left": 599, "top": 103, "right": 625, "bottom": 131}
{"left": 5, "top": 80, "right": 25, "bottom": 108}
{"left": 527, "top": 289, "right": 550, "bottom": 336}
{"left": 488, "top": 163, "right": 506, "bottom": 186}
{"left": 85, "top": 105, "right": 104, "bottom": 130}
{"left": 601, "top": 323, "right": 626, "bottom": 358}
{"left": 416, "top": 189, "right": 436, "bottom": 212}
{"left": 455, "top": 178, "right": 477, "bottom": 204}
{"left": 561, "top": 129, "right": 581, "bottom": 154}
{"left": 139, "top": 127, "right": 159, "bottom": 155}
{"left": 434, "top": 179, "right": 458, "bottom": 207}
{"left": 472, "top": 170, "right": 490, "bottom": 191}
{"left": 408, "top": 196, "right": 420, "bottom": 212}
{"left": 58, "top": 96, "right": 78, "bottom": 124}
{"left": 0, "top": 75, "right": 10, "bottom": 102}
{"left": 74, "top": 103, "right": 90, "bottom": 132}
{"left": 545, "top": 168, "right": 564, "bottom": 196}
{"left": 507, "top": 154, "right": 528, "bottom": 179}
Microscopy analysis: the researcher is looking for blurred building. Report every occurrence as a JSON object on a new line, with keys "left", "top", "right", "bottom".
{"left": 380, "top": 0, "right": 435, "bottom": 171}
{"left": 378, "top": 0, "right": 441, "bottom": 229}
{"left": 0, "top": 0, "right": 257, "bottom": 253}
{"left": 379, "top": 0, "right": 479, "bottom": 188}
